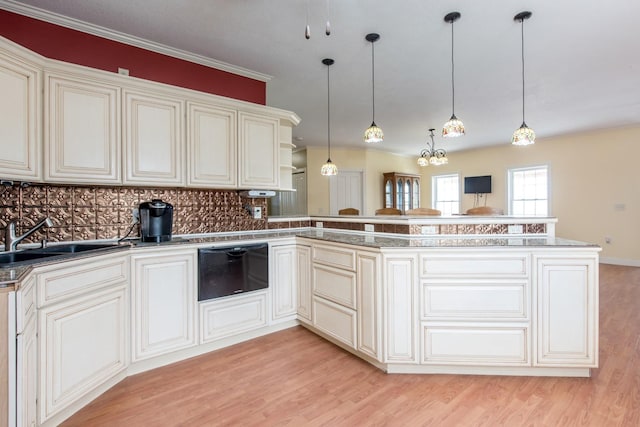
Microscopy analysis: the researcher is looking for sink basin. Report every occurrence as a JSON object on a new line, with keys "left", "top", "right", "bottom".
{"left": 0, "top": 243, "right": 124, "bottom": 268}
{"left": 35, "top": 243, "right": 120, "bottom": 254}
{"left": 0, "top": 251, "right": 59, "bottom": 267}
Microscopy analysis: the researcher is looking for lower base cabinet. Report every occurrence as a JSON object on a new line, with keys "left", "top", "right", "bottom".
{"left": 39, "top": 286, "right": 127, "bottom": 423}
{"left": 19, "top": 315, "right": 37, "bottom": 427}
{"left": 131, "top": 250, "right": 197, "bottom": 362}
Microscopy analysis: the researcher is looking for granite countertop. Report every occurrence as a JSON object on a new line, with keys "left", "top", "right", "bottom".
{"left": 296, "top": 229, "right": 600, "bottom": 249}
{"left": 1, "top": 228, "right": 599, "bottom": 286}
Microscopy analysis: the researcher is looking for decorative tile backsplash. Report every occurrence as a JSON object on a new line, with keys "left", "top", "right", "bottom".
{"left": 0, "top": 184, "right": 267, "bottom": 246}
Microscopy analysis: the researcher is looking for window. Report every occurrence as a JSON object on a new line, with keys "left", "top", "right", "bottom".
{"left": 432, "top": 174, "right": 460, "bottom": 215}
{"left": 508, "top": 165, "right": 549, "bottom": 216}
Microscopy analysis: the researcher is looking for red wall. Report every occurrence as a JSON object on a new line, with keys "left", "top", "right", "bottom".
{"left": 0, "top": 9, "right": 266, "bottom": 104}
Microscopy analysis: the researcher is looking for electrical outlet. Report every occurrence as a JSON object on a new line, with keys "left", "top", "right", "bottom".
{"left": 316, "top": 221, "right": 324, "bottom": 228}
{"left": 508, "top": 225, "right": 523, "bottom": 234}
{"left": 364, "top": 224, "right": 374, "bottom": 232}
{"left": 605, "top": 236, "right": 612, "bottom": 244}
{"left": 131, "top": 208, "right": 139, "bottom": 224}
{"left": 253, "top": 206, "right": 262, "bottom": 219}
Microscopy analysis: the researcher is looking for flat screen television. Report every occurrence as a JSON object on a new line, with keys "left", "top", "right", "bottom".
{"left": 464, "top": 175, "right": 492, "bottom": 194}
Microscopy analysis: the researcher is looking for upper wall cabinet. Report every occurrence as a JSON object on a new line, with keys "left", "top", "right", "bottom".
{"left": 123, "top": 89, "right": 185, "bottom": 186}
{"left": 45, "top": 72, "right": 121, "bottom": 184}
{"left": 0, "top": 43, "right": 42, "bottom": 181}
{"left": 239, "top": 112, "right": 279, "bottom": 189}
{"left": 187, "top": 102, "right": 237, "bottom": 188}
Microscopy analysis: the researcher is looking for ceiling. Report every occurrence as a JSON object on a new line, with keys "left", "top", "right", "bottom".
{"left": 6, "top": 0, "right": 640, "bottom": 156}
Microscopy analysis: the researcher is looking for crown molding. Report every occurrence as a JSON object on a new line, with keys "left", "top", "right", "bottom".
{"left": 0, "top": 0, "right": 272, "bottom": 82}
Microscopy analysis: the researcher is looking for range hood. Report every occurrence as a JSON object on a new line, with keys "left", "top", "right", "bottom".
{"left": 239, "top": 190, "right": 277, "bottom": 198}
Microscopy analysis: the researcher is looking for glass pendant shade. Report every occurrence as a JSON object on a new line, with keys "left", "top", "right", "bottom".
{"left": 364, "top": 122, "right": 384, "bottom": 143}
{"left": 512, "top": 122, "right": 536, "bottom": 146}
{"left": 442, "top": 115, "right": 465, "bottom": 138}
{"left": 417, "top": 156, "right": 428, "bottom": 167}
{"left": 321, "top": 159, "right": 338, "bottom": 176}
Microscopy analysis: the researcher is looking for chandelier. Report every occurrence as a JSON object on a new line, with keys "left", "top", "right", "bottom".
{"left": 418, "top": 129, "right": 448, "bottom": 166}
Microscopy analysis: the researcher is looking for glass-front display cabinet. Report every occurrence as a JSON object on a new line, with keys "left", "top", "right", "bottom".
{"left": 383, "top": 172, "right": 420, "bottom": 213}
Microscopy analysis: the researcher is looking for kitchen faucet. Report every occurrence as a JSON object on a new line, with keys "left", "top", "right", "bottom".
{"left": 4, "top": 217, "right": 54, "bottom": 252}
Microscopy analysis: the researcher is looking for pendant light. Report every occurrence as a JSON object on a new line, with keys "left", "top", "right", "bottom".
{"left": 442, "top": 12, "right": 465, "bottom": 138}
{"left": 418, "top": 128, "right": 448, "bottom": 166}
{"left": 364, "top": 33, "right": 383, "bottom": 143}
{"left": 320, "top": 58, "right": 338, "bottom": 176}
{"left": 512, "top": 11, "right": 535, "bottom": 145}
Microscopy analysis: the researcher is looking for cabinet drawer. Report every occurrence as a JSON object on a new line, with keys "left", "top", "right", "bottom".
{"left": 312, "top": 264, "right": 356, "bottom": 309}
{"left": 312, "top": 296, "right": 357, "bottom": 349}
{"left": 200, "top": 292, "right": 267, "bottom": 343}
{"left": 421, "top": 254, "right": 528, "bottom": 277}
{"left": 421, "top": 324, "right": 529, "bottom": 365}
{"left": 37, "top": 253, "right": 128, "bottom": 307}
{"left": 421, "top": 280, "right": 528, "bottom": 320}
{"left": 313, "top": 244, "right": 356, "bottom": 270}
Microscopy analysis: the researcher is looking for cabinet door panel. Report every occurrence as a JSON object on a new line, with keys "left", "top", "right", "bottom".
{"left": 384, "top": 255, "right": 418, "bottom": 363}
{"left": 45, "top": 73, "right": 120, "bottom": 183}
{"left": 39, "top": 287, "right": 127, "bottom": 422}
{"left": 312, "top": 264, "right": 356, "bottom": 309}
{"left": 0, "top": 51, "right": 41, "bottom": 181}
{"left": 357, "top": 252, "right": 381, "bottom": 361}
{"left": 200, "top": 292, "right": 267, "bottom": 342}
{"left": 131, "top": 251, "right": 197, "bottom": 361}
{"left": 270, "top": 245, "right": 297, "bottom": 320}
{"left": 187, "top": 102, "right": 237, "bottom": 187}
{"left": 296, "top": 245, "right": 312, "bottom": 322}
{"left": 124, "top": 91, "right": 184, "bottom": 185}
{"left": 239, "top": 112, "right": 279, "bottom": 188}
{"left": 536, "top": 257, "right": 598, "bottom": 367}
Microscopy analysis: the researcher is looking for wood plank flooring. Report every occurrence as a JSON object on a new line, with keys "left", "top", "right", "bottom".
{"left": 62, "top": 264, "right": 640, "bottom": 426}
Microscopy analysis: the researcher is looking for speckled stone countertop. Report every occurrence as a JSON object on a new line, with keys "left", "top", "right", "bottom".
{"left": 1, "top": 228, "right": 599, "bottom": 286}
{"left": 296, "top": 229, "right": 600, "bottom": 250}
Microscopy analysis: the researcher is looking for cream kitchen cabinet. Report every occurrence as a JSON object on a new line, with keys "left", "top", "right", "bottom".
{"left": 16, "top": 274, "right": 37, "bottom": 427}
{"left": 382, "top": 252, "right": 419, "bottom": 363}
{"left": 44, "top": 71, "right": 121, "bottom": 184}
{"left": 123, "top": 89, "right": 185, "bottom": 186}
{"left": 0, "top": 40, "right": 42, "bottom": 182}
{"left": 269, "top": 243, "right": 298, "bottom": 321}
{"left": 238, "top": 112, "right": 279, "bottom": 189}
{"left": 131, "top": 249, "right": 197, "bottom": 362}
{"left": 199, "top": 291, "right": 268, "bottom": 342}
{"left": 356, "top": 251, "right": 382, "bottom": 361}
{"left": 419, "top": 252, "right": 531, "bottom": 366}
{"left": 36, "top": 253, "right": 129, "bottom": 424}
{"left": 295, "top": 244, "right": 312, "bottom": 324}
{"left": 186, "top": 101, "right": 237, "bottom": 188}
{"left": 535, "top": 255, "right": 598, "bottom": 367}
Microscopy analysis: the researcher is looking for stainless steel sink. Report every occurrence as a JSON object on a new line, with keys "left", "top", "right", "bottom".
{"left": 34, "top": 243, "right": 120, "bottom": 254}
{"left": 0, "top": 251, "right": 59, "bottom": 267}
{"left": 0, "top": 243, "right": 124, "bottom": 268}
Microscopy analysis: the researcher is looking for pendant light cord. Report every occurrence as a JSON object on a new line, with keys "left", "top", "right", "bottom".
{"left": 327, "top": 62, "right": 331, "bottom": 159}
{"left": 450, "top": 19, "right": 455, "bottom": 116}
{"left": 371, "top": 40, "right": 376, "bottom": 123}
{"left": 520, "top": 18, "right": 526, "bottom": 124}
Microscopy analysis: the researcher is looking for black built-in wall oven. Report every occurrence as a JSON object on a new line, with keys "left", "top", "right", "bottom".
{"left": 197, "top": 243, "right": 268, "bottom": 301}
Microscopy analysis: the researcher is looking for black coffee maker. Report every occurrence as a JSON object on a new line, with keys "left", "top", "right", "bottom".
{"left": 139, "top": 199, "right": 173, "bottom": 242}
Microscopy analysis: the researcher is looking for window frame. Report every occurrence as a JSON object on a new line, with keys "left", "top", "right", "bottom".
{"left": 507, "top": 165, "right": 550, "bottom": 216}
{"left": 431, "top": 173, "right": 460, "bottom": 215}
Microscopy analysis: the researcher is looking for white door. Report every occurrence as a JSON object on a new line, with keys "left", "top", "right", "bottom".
{"left": 329, "top": 170, "right": 364, "bottom": 215}
{"left": 279, "top": 169, "right": 307, "bottom": 216}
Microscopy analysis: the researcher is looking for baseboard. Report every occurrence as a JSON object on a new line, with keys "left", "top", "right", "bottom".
{"left": 600, "top": 257, "right": 640, "bottom": 267}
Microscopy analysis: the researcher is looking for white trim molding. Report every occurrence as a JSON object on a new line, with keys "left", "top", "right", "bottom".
{"left": 600, "top": 257, "right": 640, "bottom": 268}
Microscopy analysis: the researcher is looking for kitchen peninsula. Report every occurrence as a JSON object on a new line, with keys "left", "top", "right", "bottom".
{"left": 2, "top": 216, "right": 599, "bottom": 426}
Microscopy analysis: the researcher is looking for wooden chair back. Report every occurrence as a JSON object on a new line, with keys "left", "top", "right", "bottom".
{"left": 375, "top": 208, "right": 402, "bottom": 215}
{"left": 466, "top": 206, "right": 504, "bottom": 215}
{"left": 405, "top": 208, "right": 441, "bottom": 216}
{"left": 338, "top": 208, "right": 360, "bottom": 215}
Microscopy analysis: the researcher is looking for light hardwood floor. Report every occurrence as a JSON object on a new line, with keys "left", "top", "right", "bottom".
{"left": 63, "top": 264, "right": 640, "bottom": 426}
